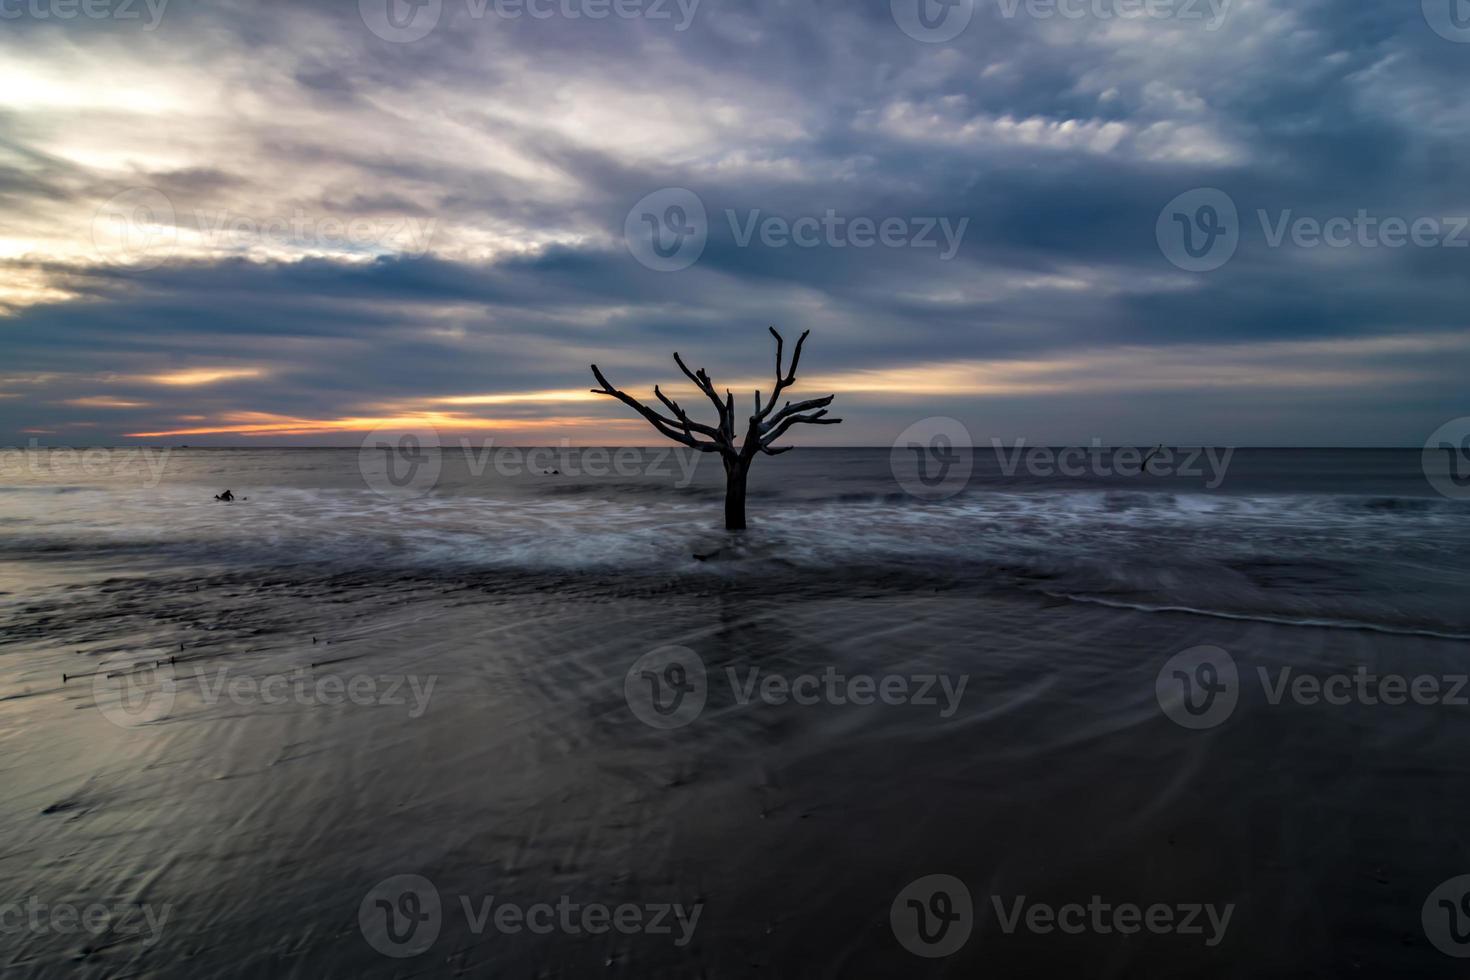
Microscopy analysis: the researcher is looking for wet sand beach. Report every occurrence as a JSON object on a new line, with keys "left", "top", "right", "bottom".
{"left": 2, "top": 448, "right": 1469, "bottom": 977}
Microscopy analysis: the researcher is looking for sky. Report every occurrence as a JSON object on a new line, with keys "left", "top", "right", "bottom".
{"left": 0, "top": 0, "right": 1467, "bottom": 447}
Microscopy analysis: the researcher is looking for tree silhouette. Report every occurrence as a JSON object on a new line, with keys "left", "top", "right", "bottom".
{"left": 591, "top": 328, "right": 842, "bottom": 530}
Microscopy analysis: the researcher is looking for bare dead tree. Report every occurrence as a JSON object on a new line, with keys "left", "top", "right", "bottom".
{"left": 590, "top": 328, "right": 842, "bottom": 530}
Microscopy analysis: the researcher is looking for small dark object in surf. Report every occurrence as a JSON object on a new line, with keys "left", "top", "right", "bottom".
{"left": 214, "top": 490, "right": 235, "bottom": 502}
{"left": 1139, "top": 445, "right": 1164, "bottom": 475}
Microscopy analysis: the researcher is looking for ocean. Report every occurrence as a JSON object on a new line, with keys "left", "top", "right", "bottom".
{"left": 2, "top": 446, "right": 1468, "bottom": 977}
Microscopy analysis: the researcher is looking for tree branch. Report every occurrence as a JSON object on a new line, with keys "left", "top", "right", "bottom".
{"left": 590, "top": 364, "right": 723, "bottom": 451}
{"left": 672, "top": 351, "right": 731, "bottom": 437}
{"left": 653, "top": 385, "right": 723, "bottom": 440}
{"left": 592, "top": 329, "right": 839, "bottom": 468}
{"left": 760, "top": 408, "right": 843, "bottom": 448}
{"left": 761, "top": 394, "right": 835, "bottom": 433}
{"left": 756, "top": 327, "right": 810, "bottom": 420}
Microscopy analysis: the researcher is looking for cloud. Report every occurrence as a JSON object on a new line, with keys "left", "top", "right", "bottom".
{"left": 61, "top": 396, "right": 152, "bottom": 408}
{"left": 134, "top": 368, "right": 267, "bottom": 387}
{"left": 0, "top": 0, "right": 1466, "bottom": 444}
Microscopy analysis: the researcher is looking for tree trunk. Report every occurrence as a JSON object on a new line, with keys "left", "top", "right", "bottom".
{"left": 723, "top": 456, "right": 749, "bottom": 530}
